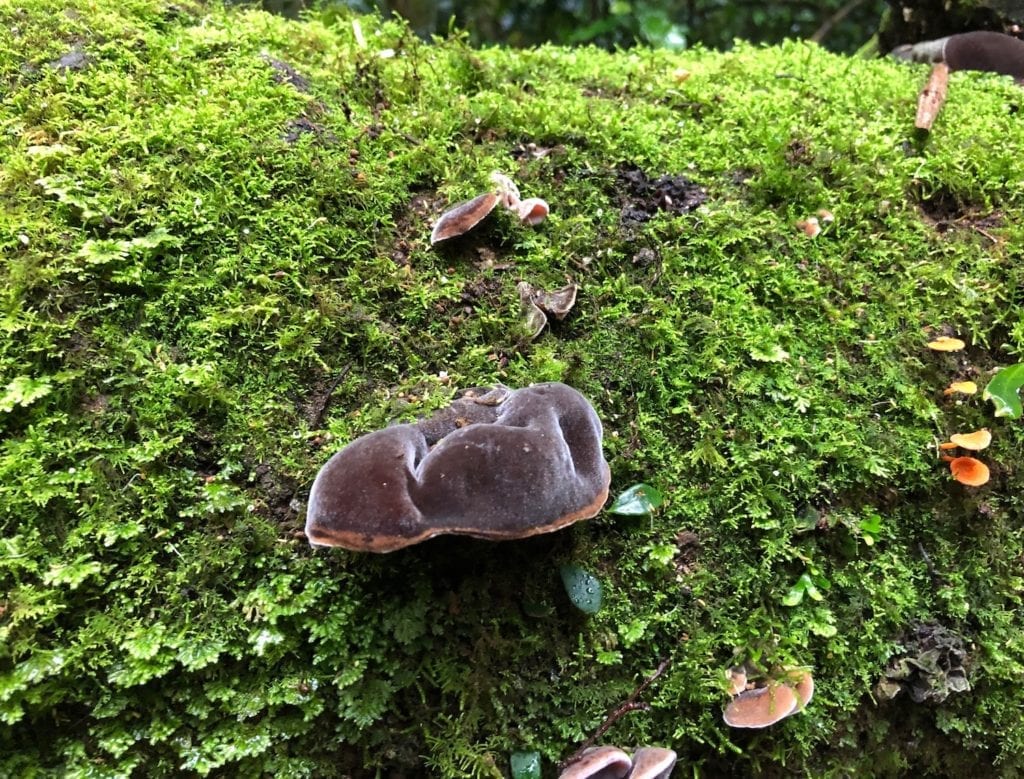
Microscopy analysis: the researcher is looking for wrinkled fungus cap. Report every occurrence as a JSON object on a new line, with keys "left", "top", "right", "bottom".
{"left": 429, "top": 192, "right": 499, "bottom": 244}
{"left": 629, "top": 747, "right": 677, "bottom": 779}
{"left": 558, "top": 746, "right": 632, "bottom": 779}
{"left": 305, "top": 382, "right": 611, "bottom": 552}
{"left": 722, "top": 684, "right": 799, "bottom": 728}
{"left": 949, "top": 456, "right": 990, "bottom": 486}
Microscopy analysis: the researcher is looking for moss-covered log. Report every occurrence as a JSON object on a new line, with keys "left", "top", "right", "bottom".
{"left": 2, "top": 1, "right": 1024, "bottom": 776}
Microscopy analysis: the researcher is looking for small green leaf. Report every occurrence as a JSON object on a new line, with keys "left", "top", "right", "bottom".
{"left": 559, "top": 564, "right": 603, "bottom": 615}
{"left": 983, "top": 364, "right": 1024, "bottom": 419}
{"left": 0, "top": 376, "right": 53, "bottom": 413}
{"left": 609, "top": 483, "right": 664, "bottom": 516}
{"left": 510, "top": 751, "right": 541, "bottom": 779}
{"left": 782, "top": 584, "right": 805, "bottom": 607}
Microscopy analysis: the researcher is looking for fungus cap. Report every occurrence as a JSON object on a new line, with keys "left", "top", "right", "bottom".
{"left": 949, "top": 456, "right": 990, "bottom": 486}
{"left": 558, "top": 746, "right": 632, "bottom": 779}
{"left": 949, "top": 428, "right": 992, "bottom": 451}
{"left": 943, "top": 31, "right": 1024, "bottom": 80}
{"left": 629, "top": 747, "right": 677, "bottom": 779}
{"left": 516, "top": 197, "right": 550, "bottom": 225}
{"left": 722, "top": 683, "right": 799, "bottom": 728}
{"left": 429, "top": 192, "right": 499, "bottom": 244}
{"left": 944, "top": 380, "right": 978, "bottom": 396}
{"left": 927, "top": 336, "right": 966, "bottom": 352}
{"left": 305, "top": 383, "right": 611, "bottom": 552}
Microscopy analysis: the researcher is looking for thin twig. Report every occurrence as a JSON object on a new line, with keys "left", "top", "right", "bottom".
{"left": 559, "top": 657, "right": 672, "bottom": 770}
{"left": 810, "top": 0, "right": 870, "bottom": 44}
{"left": 311, "top": 363, "right": 353, "bottom": 428}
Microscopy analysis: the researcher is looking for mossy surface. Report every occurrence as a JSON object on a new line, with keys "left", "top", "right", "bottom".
{"left": 2, "top": 2, "right": 1024, "bottom": 776}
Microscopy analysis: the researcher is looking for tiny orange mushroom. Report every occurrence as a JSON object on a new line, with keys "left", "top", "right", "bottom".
{"left": 949, "top": 429, "right": 992, "bottom": 451}
{"left": 943, "top": 381, "right": 978, "bottom": 396}
{"left": 927, "top": 336, "right": 966, "bottom": 352}
{"left": 949, "top": 456, "right": 990, "bottom": 487}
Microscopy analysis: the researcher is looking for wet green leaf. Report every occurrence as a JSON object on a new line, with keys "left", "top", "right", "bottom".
{"left": 609, "top": 483, "right": 664, "bottom": 516}
{"left": 559, "top": 565, "right": 603, "bottom": 614}
{"left": 983, "top": 364, "right": 1024, "bottom": 419}
{"left": 510, "top": 751, "right": 541, "bottom": 779}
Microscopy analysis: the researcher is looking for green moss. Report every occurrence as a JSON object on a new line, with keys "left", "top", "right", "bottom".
{"left": 2, "top": 1, "right": 1024, "bottom": 776}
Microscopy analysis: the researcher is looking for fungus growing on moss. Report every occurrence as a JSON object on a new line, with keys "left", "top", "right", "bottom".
{"left": 516, "top": 197, "right": 550, "bottom": 225}
{"left": 628, "top": 747, "right": 677, "bottom": 779}
{"left": 927, "top": 336, "right": 965, "bottom": 351}
{"left": 948, "top": 456, "right": 990, "bottom": 487}
{"left": 430, "top": 192, "right": 499, "bottom": 244}
{"left": 558, "top": 746, "right": 632, "bottom": 779}
{"left": 722, "top": 683, "right": 799, "bottom": 728}
{"left": 430, "top": 172, "right": 548, "bottom": 243}
{"left": 943, "top": 380, "right": 978, "bottom": 396}
{"left": 893, "top": 31, "right": 1024, "bottom": 82}
{"left": 947, "top": 429, "right": 992, "bottom": 451}
{"left": 305, "top": 383, "right": 610, "bottom": 551}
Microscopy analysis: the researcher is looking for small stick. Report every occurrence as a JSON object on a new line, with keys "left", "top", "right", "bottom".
{"left": 311, "top": 363, "right": 353, "bottom": 428}
{"left": 559, "top": 657, "right": 672, "bottom": 770}
{"left": 915, "top": 62, "right": 950, "bottom": 131}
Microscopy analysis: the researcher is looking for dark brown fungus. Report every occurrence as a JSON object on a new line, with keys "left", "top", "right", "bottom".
{"left": 893, "top": 31, "right": 1024, "bottom": 82}
{"left": 559, "top": 746, "right": 632, "bottom": 779}
{"left": 429, "top": 191, "right": 499, "bottom": 244}
{"left": 305, "top": 383, "right": 610, "bottom": 552}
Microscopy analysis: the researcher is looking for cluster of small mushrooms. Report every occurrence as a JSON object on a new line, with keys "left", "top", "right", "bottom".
{"left": 430, "top": 171, "right": 549, "bottom": 244}
{"left": 723, "top": 666, "right": 814, "bottom": 729}
{"left": 559, "top": 746, "right": 676, "bottom": 779}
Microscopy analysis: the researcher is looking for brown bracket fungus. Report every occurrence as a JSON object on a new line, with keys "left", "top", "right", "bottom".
{"left": 893, "top": 31, "right": 1024, "bottom": 82}
{"left": 558, "top": 747, "right": 632, "bottom": 779}
{"left": 722, "top": 683, "right": 799, "bottom": 728}
{"left": 305, "top": 382, "right": 610, "bottom": 552}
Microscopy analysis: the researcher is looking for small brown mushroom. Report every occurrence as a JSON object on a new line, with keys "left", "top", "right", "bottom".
{"left": 430, "top": 192, "right": 500, "bottom": 244}
{"left": 726, "top": 665, "right": 748, "bottom": 696}
{"left": 629, "top": 747, "right": 677, "bottom": 779}
{"left": 305, "top": 383, "right": 611, "bottom": 551}
{"left": 722, "top": 683, "right": 799, "bottom": 728}
{"left": 558, "top": 746, "right": 632, "bottom": 779}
